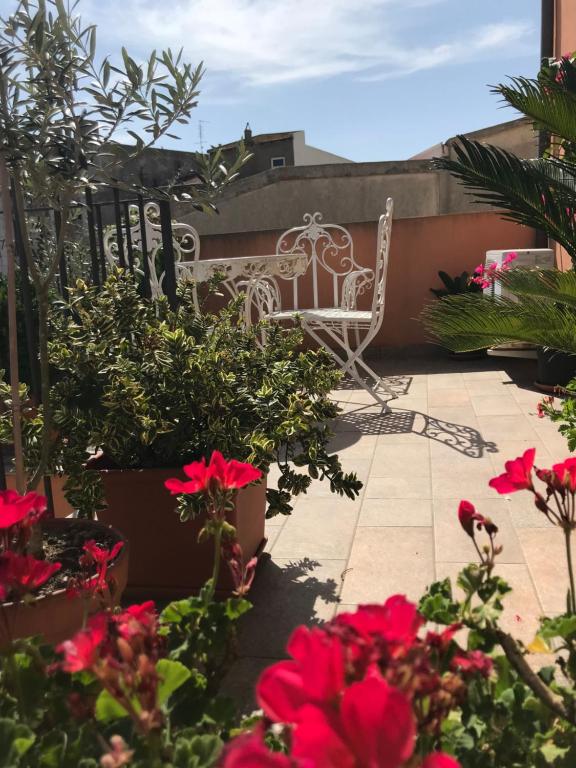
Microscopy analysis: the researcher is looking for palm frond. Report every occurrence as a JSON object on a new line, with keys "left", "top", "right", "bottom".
{"left": 421, "top": 292, "right": 576, "bottom": 355}
{"left": 493, "top": 77, "right": 576, "bottom": 146}
{"left": 434, "top": 136, "right": 576, "bottom": 261}
{"left": 497, "top": 268, "right": 576, "bottom": 308}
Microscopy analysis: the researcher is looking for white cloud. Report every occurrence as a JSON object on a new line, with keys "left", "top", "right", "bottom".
{"left": 82, "top": 0, "right": 533, "bottom": 87}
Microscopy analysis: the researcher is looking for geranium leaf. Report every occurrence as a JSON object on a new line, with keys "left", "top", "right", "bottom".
{"left": 94, "top": 690, "right": 129, "bottom": 722}
{"left": 157, "top": 659, "right": 191, "bottom": 705}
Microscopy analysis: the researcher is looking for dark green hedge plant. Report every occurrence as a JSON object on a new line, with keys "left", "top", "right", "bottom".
{"left": 32, "top": 272, "right": 361, "bottom": 516}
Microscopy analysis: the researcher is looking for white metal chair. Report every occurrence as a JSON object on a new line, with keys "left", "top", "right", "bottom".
{"left": 103, "top": 202, "right": 201, "bottom": 303}
{"left": 244, "top": 198, "right": 396, "bottom": 408}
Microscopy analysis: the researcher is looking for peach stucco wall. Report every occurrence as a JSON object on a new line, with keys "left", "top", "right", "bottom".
{"left": 198, "top": 212, "right": 536, "bottom": 348}
{"left": 555, "top": 0, "right": 576, "bottom": 56}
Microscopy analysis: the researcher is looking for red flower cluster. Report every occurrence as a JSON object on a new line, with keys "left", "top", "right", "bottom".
{"left": 487, "top": 448, "right": 576, "bottom": 530}
{"left": 165, "top": 450, "right": 262, "bottom": 497}
{"left": 0, "top": 490, "right": 60, "bottom": 602}
{"left": 0, "top": 489, "right": 47, "bottom": 551}
{"left": 57, "top": 601, "right": 164, "bottom": 734}
{"left": 223, "top": 596, "right": 490, "bottom": 767}
{"left": 67, "top": 539, "right": 124, "bottom": 601}
{"left": 0, "top": 551, "right": 61, "bottom": 601}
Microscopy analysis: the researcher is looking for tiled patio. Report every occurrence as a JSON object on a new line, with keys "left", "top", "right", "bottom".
{"left": 224, "top": 354, "right": 572, "bottom": 706}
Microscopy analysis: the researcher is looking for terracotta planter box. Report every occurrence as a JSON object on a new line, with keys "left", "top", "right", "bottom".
{"left": 0, "top": 518, "right": 129, "bottom": 647}
{"left": 5, "top": 473, "right": 74, "bottom": 518}
{"left": 95, "top": 466, "right": 267, "bottom": 599}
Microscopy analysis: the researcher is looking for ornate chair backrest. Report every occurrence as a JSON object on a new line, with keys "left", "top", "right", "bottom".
{"left": 275, "top": 213, "right": 361, "bottom": 310}
{"left": 103, "top": 202, "right": 200, "bottom": 299}
{"left": 370, "top": 197, "right": 393, "bottom": 333}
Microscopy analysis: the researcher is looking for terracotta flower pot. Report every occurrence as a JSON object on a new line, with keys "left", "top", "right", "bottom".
{"left": 0, "top": 518, "right": 129, "bottom": 647}
{"left": 95, "top": 466, "right": 267, "bottom": 599}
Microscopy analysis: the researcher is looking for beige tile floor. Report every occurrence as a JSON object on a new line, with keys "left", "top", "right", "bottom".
{"left": 223, "top": 354, "right": 576, "bottom": 708}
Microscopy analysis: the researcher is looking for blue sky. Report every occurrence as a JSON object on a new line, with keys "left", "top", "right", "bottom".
{"left": 15, "top": 0, "right": 542, "bottom": 161}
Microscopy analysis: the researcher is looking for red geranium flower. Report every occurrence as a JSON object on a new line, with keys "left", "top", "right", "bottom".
{"left": 552, "top": 458, "right": 576, "bottom": 493}
{"left": 451, "top": 650, "right": 493, "bottom": 678}
{"left": 57, "top": 613, "right": 108, "bottom": 672}
{"left": 257, "top": 625, "right": 344, "bottom": 723}
{"left": 114, "top": 600, "right": 157, "bottom": 640}
{"left": 457, "top": 501, "right": 498, "bottom": 539}
{"left": 285, "top": 673, "right": 416, "bottom": 768}
{"left": 0, "top": 551, "right": 61, "bottom": 599}
{"left": 222, "top": 731, "right": 293, "bottom": 767}
{"left": 164, "top": 450, "right": 262, "bottom": 496}
{"left": 335, "top": 594, "right": 422, "bottom": 649}
{"left": 339, "top": 673, "right": 415, "bottom": 767}
{"left": 423, "top": 755, "right": 461, "bottom": 768}
{"left": 489, "top": 448, "right": 535, "bottom": 494}
{"left": 0, "top": 489, "right": 46, "bottom": 530}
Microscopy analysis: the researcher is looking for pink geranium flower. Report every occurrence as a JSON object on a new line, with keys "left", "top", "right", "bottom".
{"left": 489, "top": 448, "right": 535, "bottom": 494}
{"left": 164, "top": 450, "right": 262, "bottom": 496}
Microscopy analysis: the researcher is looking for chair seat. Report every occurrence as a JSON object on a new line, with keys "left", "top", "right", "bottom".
{"left": 267, "top": 307, "right": 373, "bottom": 325}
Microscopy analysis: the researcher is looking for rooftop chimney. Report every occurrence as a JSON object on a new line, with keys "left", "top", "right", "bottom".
{"left": 244, "top": 123, "right": 253, "bottom": 142}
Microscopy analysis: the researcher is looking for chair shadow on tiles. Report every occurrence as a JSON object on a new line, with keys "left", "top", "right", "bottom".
{"left": 332, "top": 374, "right": 413, "bottom": 398}
{"left": 334, "top": 405, "right": 498, "bottom": 459}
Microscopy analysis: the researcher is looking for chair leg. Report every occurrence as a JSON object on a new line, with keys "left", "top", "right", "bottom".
{"left": 352, "top": 353, "right": 399, "bottom": 402}
{"left": 303, "top": 322, "right": 392, "bottom": 411}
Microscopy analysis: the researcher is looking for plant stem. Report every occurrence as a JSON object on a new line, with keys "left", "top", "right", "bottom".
{"left": 0, "top": 153, "right": 25, "bottom": 494}
{"left": 207, "top": 521, "right": 223, "bottom": 605}
{"left": 495, "top": 628, "right": 574, "bottom": 724}
{"left": 564, "top": 527, "right": 576, "bottom": 614}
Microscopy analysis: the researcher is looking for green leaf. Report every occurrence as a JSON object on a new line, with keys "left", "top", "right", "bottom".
{"left": 0, "top": 719, "right": 35, "bottom": 766}
{"left": 540, "top": 614, "right": 576, "bottom": 640}
{"left": 157, "top": 659, "right": 192, "bottom": 705}
{"left": 95, "top": 690, "right": 129, "bottom": 722}
{"left": 173, "top": 733, "right": 223, "bottom": 768}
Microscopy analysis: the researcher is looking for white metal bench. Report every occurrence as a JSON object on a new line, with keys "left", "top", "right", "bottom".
{"left": 104, "top": 202, "right": 201, "bottom": 301}
{"left": 244, "top": 198, "right": 396, "bottom": 408}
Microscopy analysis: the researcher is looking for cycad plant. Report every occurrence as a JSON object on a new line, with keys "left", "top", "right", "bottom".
{"left": 422, "top": 53, "right": 576, "bottom": 352}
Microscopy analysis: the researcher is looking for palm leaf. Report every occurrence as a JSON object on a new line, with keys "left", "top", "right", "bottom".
{"left": 493, "top": 77, "right": 576, "bottom": 146}
{"left": 434, "top": 136, "right": 576, "bottom": 261}
{"left": 497, "top": 268, "right": 576, "bottom": 308}
{"left": 421, "top": 288, "right": 576, "bottom": 355}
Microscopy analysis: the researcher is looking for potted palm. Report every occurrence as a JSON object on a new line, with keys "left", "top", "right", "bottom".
{"left": 430, "top": 270, "right": 485, "bottom": 359}
{"left": 0, "top": 0, "right": 247, "bottom": 637}
{"left": 422, "top": 53, "right": 576, "bottom": 385}
{"left": 33, "top": 275, "right": 362, "bottom": 597}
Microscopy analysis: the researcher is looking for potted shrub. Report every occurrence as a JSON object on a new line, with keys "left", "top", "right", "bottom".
{"left": 0, "top": 0, "right": 249, "bottom": 630}
{"left": 37, "top": 274, "right": 362, "bottom": 597}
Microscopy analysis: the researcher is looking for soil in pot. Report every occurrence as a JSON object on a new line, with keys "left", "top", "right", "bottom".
{"left": 93, "top": 464, "right": 267, "bottom": 600}
{"left": 0, "top": 518, "right": 129, "bottom": 646}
